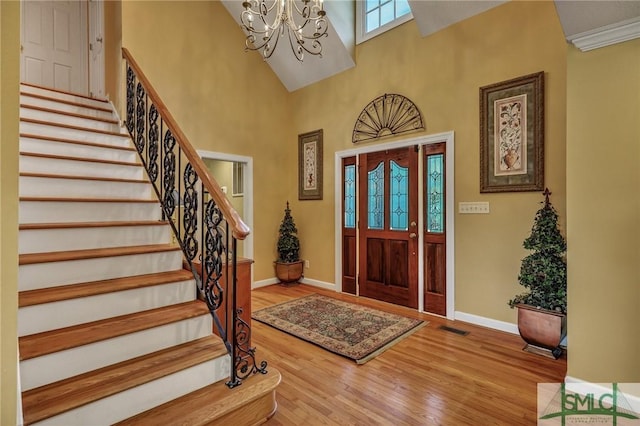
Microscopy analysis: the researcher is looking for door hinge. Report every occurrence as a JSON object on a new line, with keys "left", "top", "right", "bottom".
{"left": 89, "top": 43, "right": 93, "bottom": 51}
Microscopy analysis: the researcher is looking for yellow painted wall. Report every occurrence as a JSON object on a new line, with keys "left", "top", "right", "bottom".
{"left": 203, "top": 158, "right": 245, "bottom": 256}
{"left": 566, "top": 40, "right": 640, "bottom": 382}
{"left": 290, "top": 1, "right": 567, "bottom": 323}
{"left": 120, "top": 1, "right": 294, "bottom": 280}
{"left": 0, "top": 1, "right": 20, "bottom": 423}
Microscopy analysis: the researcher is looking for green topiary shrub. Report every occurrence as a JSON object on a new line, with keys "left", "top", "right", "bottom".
{"left": 509, "top": 189, "right": 567, "bottom": 313}
{"left": 277, "top": 202, "right": 300, "bottom": 263}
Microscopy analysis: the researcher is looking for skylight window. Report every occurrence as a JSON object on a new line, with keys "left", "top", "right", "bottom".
{"left": 357, "top": 0, "right": 413, "bottom": 44}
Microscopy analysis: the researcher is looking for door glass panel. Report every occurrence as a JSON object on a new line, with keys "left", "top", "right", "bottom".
{"left": 389, "top": 160, "right": 408, "bottom": 231}
{"left": 367, "top": 162, "right": 384, "bottom": 230}
{"left": 426, "top": 153, "right": 444, "bottom": 233}
{"left": 344, "top": 164, "right": 356, "bottom": 228}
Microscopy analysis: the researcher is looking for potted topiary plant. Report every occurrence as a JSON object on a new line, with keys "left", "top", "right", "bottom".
{"left": 509, "top": 188, "right": 567, "bottom": 359}
{"left": 274, "top": 202, "right": 304, "bottom": 283}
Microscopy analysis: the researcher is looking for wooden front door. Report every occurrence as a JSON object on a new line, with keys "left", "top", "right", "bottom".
{"left": 358, "top": 147, "right": 419, "bottom": 308}
{"left": 423, "top": 143, "right": 447, "bottom": 316}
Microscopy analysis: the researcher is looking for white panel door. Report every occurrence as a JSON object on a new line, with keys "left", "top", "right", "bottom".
{"left": 21, "top": 0, "right": 88, "bottom": 95}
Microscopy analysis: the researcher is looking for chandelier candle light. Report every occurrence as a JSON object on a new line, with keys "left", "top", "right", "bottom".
{"left": 240, "top": 0, "right": 328, "bottom": 61}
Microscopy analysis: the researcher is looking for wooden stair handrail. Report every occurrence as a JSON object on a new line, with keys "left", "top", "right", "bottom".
{"left": 122, "top": 47, "right": 249, "bottom": 241}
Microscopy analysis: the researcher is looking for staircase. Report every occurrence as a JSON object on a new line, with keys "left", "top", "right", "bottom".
{"left": 17, "top": 84, "right": 279, "bottom": 425}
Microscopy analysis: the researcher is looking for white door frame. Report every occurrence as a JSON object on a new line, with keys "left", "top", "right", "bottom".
{"left": 197, "top": 150, "right": 254, "bottom": 284}
{"left": 333, "top": 131, "right": 456, "bottom": 319}
{"left": 88, "top": 0, "right": 105, "bottom": 98}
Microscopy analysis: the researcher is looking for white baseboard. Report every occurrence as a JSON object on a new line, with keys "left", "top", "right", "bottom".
{"left": 564, "top": 376, "right": 640, "bottom": 412}
{"left": 454, "top": 311, "right": 519, "bottom": 335}
{"left": 299, "top": 277, "right": 336, "bottom": 290}
{"left": 252, "top": 278, "right": 278, "bottom": 289}
{"left": 252, "top": 277, "right": 336, "bottom": 291}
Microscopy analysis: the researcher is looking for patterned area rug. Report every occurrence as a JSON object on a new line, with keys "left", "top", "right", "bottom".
{"left": 252, "top": 294, "right": 427, "bottom": 364}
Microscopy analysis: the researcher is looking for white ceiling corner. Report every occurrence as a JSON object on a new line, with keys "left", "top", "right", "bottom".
{"left": 553, "top": 1, "right": 640, "bottom": 51}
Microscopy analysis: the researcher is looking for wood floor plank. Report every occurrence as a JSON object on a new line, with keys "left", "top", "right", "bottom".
{"left": 252, "top": 284, "right": 566, "bottom": 426}
{"left": 19, "top": 220, "right": 168, "bottom": 231}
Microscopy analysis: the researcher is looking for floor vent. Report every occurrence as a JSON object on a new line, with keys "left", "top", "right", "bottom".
{"left": 438, "top": 325, "right": 469, "bottom": 336}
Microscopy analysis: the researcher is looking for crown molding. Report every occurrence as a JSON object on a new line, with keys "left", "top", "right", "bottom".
{"left": 568, "top": 17, "right": 640, "bottom": 52}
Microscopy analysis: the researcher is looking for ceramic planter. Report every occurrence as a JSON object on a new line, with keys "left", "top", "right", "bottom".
{"left": 516, "top": 304, "right": 566, "bottom": 359}
{"left": 274, "top": 260, "right": 304, "bottom": 284}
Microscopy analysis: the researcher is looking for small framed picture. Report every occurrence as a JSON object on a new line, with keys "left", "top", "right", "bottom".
{"left": 298, "top": 129, "right": 323, "bottom": 200}
{"left": 480, "top": 71, "right": 544, "bottom": 193}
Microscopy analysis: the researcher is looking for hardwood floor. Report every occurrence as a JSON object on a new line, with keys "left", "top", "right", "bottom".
{"left": 251, "top": 284, "right": 566, "bottom": 425}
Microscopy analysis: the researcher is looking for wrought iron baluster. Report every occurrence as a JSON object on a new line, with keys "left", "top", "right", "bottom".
{"left": 135, "top": 83, "right": 146, "bottom": 156}
{"left": 183, "top": 164, "right": 199, "bottom": 262}
{"left": 148, "top": 104, "right": 159, "bottom": 183}
{"left": 126, "top": 66, "right": 135, "bottom": 135}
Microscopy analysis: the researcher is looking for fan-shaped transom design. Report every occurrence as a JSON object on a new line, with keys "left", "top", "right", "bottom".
{"left": 352, "top": 93, "right": 424, "bottom": 143}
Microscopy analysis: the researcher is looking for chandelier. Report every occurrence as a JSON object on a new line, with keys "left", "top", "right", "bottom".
{"left": 240, "top": 0, "right": 329, "bottom": 62}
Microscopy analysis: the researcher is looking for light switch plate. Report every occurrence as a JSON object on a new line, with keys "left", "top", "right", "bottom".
{"left": 459, "top": 202, "right": 490, "bottom": 214}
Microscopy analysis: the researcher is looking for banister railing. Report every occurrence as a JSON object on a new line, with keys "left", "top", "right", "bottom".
{"left": 122, "top": 47, "right": 266, "bottom": 388}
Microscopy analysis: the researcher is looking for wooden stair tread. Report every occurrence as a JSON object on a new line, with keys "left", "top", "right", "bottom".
{"left": 20, "top": 171, "right": 148, "bottom": 184}
{"left": 19, "top": 269, "right": 193, "bottom": 307}
{"left": 116, "top": 368, "right": 281, "bottom": 426}
{"left": 20, "top": 117, "right": 128, "bottom": 137}
{"left": 19, "top": 196, "right": 158, "bottom": 203}
{"left": 20, "top": 132, "right": 136, "bottom": 152}
{"left": 20, "top": 103, "right": 119, "bottom": 124}
{"left": 20, "top": 151, "right": 141, "bottom": 167}
{"left": 19, "top": 300, "right": 210, "bottom": 360}
{"left": 20, "top": 91, "right": 113, "bottom": 113}
{"left": 19, "top": 220, "right": 168, "bottom": 231}
{"left": 19, "top": 243, "right": 180, "bottom": 265}
{"left": 22, "top": 335, "right": 227, "bottom": 425}
{"left": 20, "top": 82, "right": 110, "bottom": 104}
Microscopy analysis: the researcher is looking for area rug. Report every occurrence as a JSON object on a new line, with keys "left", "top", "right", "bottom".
{"left": 252, "top": 294, "right": 427, "bottom": 364}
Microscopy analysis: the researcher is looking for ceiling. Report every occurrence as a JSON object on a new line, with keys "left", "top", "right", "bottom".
{"left": 222, "top": 1, "right": 640, "bottom": 92}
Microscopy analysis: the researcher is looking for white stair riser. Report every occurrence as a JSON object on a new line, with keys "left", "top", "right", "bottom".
{"left": 20, "top": 314, "right": 213, "bottom": 391}
{"left": 19, "top": 250, "right": 184, "bottom": 291}
{"left": 20, "top": 85, "right": 111, "bottom": 110}
{"left": 20, "top": 107, "right": 120, "bottom": 133}
{"left": 19, "top": 224, "right": 171, "bottom": 254}
{"left": 18, "top": 278, "right": 196, "bottom": 339}
{"left": 20, "top": 155, "right": 144, "bottom": 181}
{"left": 32, "top": 355, "right": 230, "bottom": 426}
{"left": 20, "top": 176, "right": 154, "bottom": 199}
{"left": 20, "top": 94, "right": 115, "bottom": 120}
{"left": 20, "top": 137, "right": 138, "bottom": 163}
{"left": 19, "top": 200, "right": 162, "bottom": 223}
{"left": 20, "top": 121, "right": 131, "bottom": 147}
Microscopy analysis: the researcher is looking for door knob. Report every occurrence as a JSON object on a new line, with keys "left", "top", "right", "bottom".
{"left": 409, "top": 232, "right": 417, "bottom": 239}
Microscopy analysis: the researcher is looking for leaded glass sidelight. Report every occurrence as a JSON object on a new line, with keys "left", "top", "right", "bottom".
{"left": 426, "top": 154, "right": 444, "bottom": 233}
{"left": 367, "top": 162, "right": 384, "bottom": 229}
{"left": 390, "top": 160, "right": 409, "bottom": 230}
{"left": 344, "top": 164, "right": 356, "bottom": 228}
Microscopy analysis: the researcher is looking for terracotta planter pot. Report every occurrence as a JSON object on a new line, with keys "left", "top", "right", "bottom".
{"left": 274, "top": 260, "right": 304, "bottom": 284}
{"left": 516, "top": 304, "right": 566, "bottom": 359}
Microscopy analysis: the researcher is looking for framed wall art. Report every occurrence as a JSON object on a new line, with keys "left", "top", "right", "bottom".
{"left": 479, "top": 71, "right": 544, "bottom": 193}
{"left": 298, "top": 129, "right": 323, "bottom": 200}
